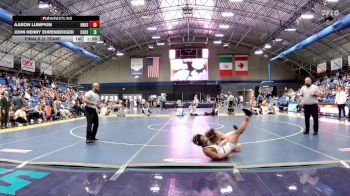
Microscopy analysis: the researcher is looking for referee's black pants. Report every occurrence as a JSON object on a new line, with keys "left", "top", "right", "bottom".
{"left": 337, "top": 104, "right": 346, "bottom": 118}
{"left": 85, "top": 106, "right": 99, "bottom": 140}
{"left": 304, "top": 104, "right": 319, "bottom": 133}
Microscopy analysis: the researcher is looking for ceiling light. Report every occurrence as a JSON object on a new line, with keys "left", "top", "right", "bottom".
{"left": 275, "top": 38, "right": 283, "bottom": 42}
{"left": 157, "top": 42, "right": 165, "bottom": 46}
{"left": 116, "top": 51, "right": 124, "bottom": 56}
{"left": 107, "top": 45, "right": 115, "bottom": 51}
{"left": 223, "top": 43, "right": 229, "bottom": 47}
{"left": 213, "top": 40, "right": 222, "bottom": 44}
{"left": 222, "top": 12, "right": 234, "bottom": 17}
{"left": 215, "top": 33, "right": 224, "bottom": 37}
{"left": 300, "top": 13, "right": 314, "bottom": 19}
{"left": 254, "top": 49, "right": 263, "bottom": 55}
{"left": 219, "top": 24, "right": 230, "bottom": 29}
{"left": 285, "top": 28, "right": 296, "bottom": 32}
{"left": 96, "top": 40, "right": 104, "bottom": 44}
{"left": 152, "top": 35, "right": 161, "bottom": 39}
{"left": 220, "top": 186, "right": 233, "bottom": 194}
{"left": 288, "top": 185, "right": 297, "bottom": 191}
{"left": 326, "top": 0, "right": 339, "bottom": 2}
{"left": 264, "top": 43, "right": 272, "bottom": 49}
{"left": 131, "top": 0, "right": 145, "bottom": 6}
{"left": 38, "top": 1, "right": 49, "bottom": 9}
{"left": 230, "top": 0, "right": 243, "bottom": 2}
{"left": 148, "top": 45, "right": 154, "bottom": 49}
{"left": 141, "top": 15, "right": 151, "bottom": 19}
{"left": 147, "top": 27, "right": 157, "bottom": 31}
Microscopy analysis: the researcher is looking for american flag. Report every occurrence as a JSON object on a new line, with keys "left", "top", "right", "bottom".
{"left": 147, "top": 57, "right": 160, "bottom": 78}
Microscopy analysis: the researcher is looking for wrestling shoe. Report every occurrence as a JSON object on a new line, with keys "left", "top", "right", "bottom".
{"left": 242, "top": 109, "right": 253, "bottom": 117}
{"left": 233, "top": 125, "right": 238, "bottom": 130}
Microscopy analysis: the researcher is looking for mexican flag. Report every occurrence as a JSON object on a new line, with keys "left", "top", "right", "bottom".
{"left": 219, "top": 55, "right": 233, "bottom": 77}
{"left": 235, "top": 55, "right": 249, "bottom": 76}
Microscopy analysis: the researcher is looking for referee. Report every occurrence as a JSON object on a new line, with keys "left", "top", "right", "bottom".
{"left": 300, "top": 77, "right": 320, "bottom": 135}
{"left": 84, "top": 83, "right": 100, "bottom": 143}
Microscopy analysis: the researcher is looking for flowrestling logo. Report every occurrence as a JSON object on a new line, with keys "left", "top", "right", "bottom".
{"left": 321, "top": 9, "right": 339, "bottom": 17}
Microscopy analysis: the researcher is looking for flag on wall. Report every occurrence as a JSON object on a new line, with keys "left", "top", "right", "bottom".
{"left": 317, "top": 62, "right": 327, "bottom": 74}
{"left": 130, "top": 58, "right": 144, "bottom": 78}
{"left": 147, "top": 57, "right": 160, "bottom": 78}
{"left": 219, "top": 55, "right": 233, "bottom": 77}
{"left": 331, "top": 57, "right": 342, "bottom": 70}
{"left": 234, "top": 55, "right": 248, "bottom": 76}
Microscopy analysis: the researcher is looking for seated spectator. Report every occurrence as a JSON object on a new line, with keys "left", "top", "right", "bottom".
{"left": 116, "top": 101, "right": 126, "bottom": 117}
{"left": 204, "top": 103, "right": 219, "bottom": 116}
{"left": 35, "top": 101, "right": 47, "bottom": 122}
{"left": 14, "top": 107, "right": 28, "bottom": 125}
{"left": 141, "top": 102, "right": 152, "bottom": 116}
{"left": 189, "top": 102, "right": 199, "bottom": 116}
{"left": 176, "top": 100, "right": 185, "bottom": 116}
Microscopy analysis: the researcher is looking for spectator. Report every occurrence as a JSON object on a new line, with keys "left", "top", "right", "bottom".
{"left": 0, "top": 90, "right": 10, "bottom": 128}
{"left": 193, "top": 94, "right": 199, "bottom": 107}
{"left": 257, "top": 94, "right": 263, "bottom": 106}
{"left": 189, "top": 102, "right": 199, "bottom": 116}
{"left": 13, "top": 91, "right": 26, "bottom": 111}
{"left": 227, "top": 92, "right": 234, "bottom": 115}
{"left": 335, "top": 86, "right": 347, "bottom": 119}
{"left": 239, "top": 95, "right": 244, "bottom": 106}
{"left": 14, "top": 107, "right": 28, "bottom": 126}
{"left": 141, "top": 102, "right": 152, "bottom": 116}
{"left": 160, "top": 94, "right": 167, "bottom": 110}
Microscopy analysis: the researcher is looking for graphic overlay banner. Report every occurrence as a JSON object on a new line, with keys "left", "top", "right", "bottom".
{"left": 170, "top": 58, "right": 208, "bottom": 81}
{"left": 21, "top": 58, "right": 35, "bottom": 72}
{"left": 330, "top": 57, "right": 342, "bottom": 70}
{"left": 0, "top": 52, "right": 14, "bottom": 68}
{"left": 147, "top": 57, "right": 160, "bottom": 78}
{"left": 40, "top": 63, "right": 52, "bottom": 75}
{"left": 130, "top": 58, "right": 144, "bottom": 78}
{"left": 219, "top": 55, "right": 233, "bottom": 77}
{"left": 317, "top": 62, "right": 327, "bottom": 73}
{"left": 234, "top": 55, "right": 248, "bottom": 76}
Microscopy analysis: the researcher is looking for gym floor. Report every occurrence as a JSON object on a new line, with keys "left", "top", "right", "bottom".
{"left": 0, "top": 109, "right": 349, "bottom": 195}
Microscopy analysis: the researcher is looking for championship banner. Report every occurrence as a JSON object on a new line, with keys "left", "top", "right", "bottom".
{"left": 330, "top": 57, "right": 342, "bottom": 70}
{"left": 0, "top": 52, "right": 14, "bottom": 68}
{"left": 21, "top": 58, "right": 35, "bottom": 72}
{"left": 40, "top": 63, "right": 53, "bottom": 75}
{"left": 317, "top": 62, "right": 327, "bottom": 74}
{"left": 219, "top": 55, "right": 233, "bottom": 77}
{"left": 348, "top": 55, "right": 350, "bottom": 67}
{"left": 234, "top": 55, "right": 248, "bottom": 76}
{"left": 130, "top": 58, "right": 143, "bottom": 78}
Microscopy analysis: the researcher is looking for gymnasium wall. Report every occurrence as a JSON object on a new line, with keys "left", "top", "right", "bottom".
{"left": 78, "top": 46, "right": 296, "bottom": 84}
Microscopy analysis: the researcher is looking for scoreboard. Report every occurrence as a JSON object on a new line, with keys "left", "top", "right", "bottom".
{"left": 12, "top": 16, "right": 100, "bottom": 43}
